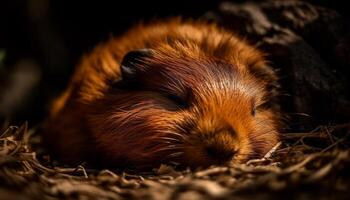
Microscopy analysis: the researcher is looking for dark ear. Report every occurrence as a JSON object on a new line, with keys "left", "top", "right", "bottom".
{"left": 112, "top": 48, "right": 154, "bottom": 89}
{"left": 120, "top": 48, "right": 154, "bottom": 80}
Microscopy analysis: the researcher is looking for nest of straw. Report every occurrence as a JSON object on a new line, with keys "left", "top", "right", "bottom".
{"left": 0, "top": 122, "right": 350, "bottom": 200}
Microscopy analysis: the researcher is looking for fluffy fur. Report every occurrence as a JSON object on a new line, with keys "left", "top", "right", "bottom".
{"left": 44, "top": 18, "right": 281, "bottom": 169}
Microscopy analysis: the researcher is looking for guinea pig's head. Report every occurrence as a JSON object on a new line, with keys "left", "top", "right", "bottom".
{"left": 89, "top": 48, "right": 280, "bottom": 169}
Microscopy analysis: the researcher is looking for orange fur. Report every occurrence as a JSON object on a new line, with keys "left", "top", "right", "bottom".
{"left": 44, "top": 18, "right": 281, "bottom": 169}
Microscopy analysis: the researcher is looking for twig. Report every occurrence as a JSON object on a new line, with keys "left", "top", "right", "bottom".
{"left": 321, "top": 138, "right": 345, "bottom": 153}
{"left": 246, "top": 142, "right": 282, "bottom": 165}
{"left": 282, "top": 132, "right": 328, "bottom": 139}
{"left": 283, "top": 154, "right": 317, "bottom": 173}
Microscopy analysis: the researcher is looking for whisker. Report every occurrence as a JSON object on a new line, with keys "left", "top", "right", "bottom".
{"left": 175, "top": 125, "right": 187, "bottom": 133}
{"left": 255, "top": 119, "right": 273, "bottom": 126}
{"left": 248, "top": 129, "right": 277, "bottom": 140}
{"left": 168, "top": 161, "right": 180, "bottom": 165}
{"left": 285, "top": 113, "right": 311, "bottom": 117}
{"left": 160, "top": 131, "right": 191, "bottom": 143}
{"left": 158, "top": 137, "right": 181, "bottom": 142}
{"left": 159, "top": 131, "right": 186, "bottom": 139}
{"left": 167, "top": 152, "right": 184, "bottom": 158}
{"left": 154, "top": 146, "right": 184, "bottom": 152}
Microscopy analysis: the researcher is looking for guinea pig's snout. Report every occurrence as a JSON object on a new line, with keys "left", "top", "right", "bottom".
{"left": 204, "top": 145, "right": 236, "bottom": 162}
{"left": 202, "top": 129, "right": 238, "bottom": 164}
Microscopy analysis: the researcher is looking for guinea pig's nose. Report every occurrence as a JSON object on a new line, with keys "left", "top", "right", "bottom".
{"left": 204, "top": 145, "right": 235, "bottom": 162}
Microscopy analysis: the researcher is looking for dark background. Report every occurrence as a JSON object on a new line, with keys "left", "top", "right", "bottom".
{"left": 0, "top": 0, "right": 349, "bottom": 125}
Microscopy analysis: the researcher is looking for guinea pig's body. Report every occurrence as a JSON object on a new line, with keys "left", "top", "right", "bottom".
{"left": 44, "top": 18, "right": 281, "bottom": 169}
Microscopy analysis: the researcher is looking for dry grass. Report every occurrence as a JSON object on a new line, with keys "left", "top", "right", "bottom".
{"left": 1, "top": 122, "right": 350, "bottom": 200}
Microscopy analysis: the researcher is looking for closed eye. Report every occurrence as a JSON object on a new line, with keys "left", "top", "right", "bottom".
{"left": 256, "top": 102, "right": 272, "bottom": 111}
{"left": 251, "top": 99, "right": 273, "bottom": 116}
{"left": 166, "top": 93, "right": 189, "bottom": 109}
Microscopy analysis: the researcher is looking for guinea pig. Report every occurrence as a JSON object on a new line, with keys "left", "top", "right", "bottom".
{"left": 44, "top": 18, "right": 281, "bottom": 170}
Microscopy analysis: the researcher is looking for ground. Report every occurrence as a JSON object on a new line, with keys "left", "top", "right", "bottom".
{"left": 1, "top": 122, "right": 349, "bottom": 199}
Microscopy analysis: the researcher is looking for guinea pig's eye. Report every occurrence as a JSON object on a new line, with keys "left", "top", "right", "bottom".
{"left": 256, "top": 102, "right": 272, "bottom": 111}
{"left": 166, "top": 93, "right": 188, "bottom": 109}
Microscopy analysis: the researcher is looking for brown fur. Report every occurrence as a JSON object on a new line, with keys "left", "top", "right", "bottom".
{"left": 44, "top": 18, "right": 281, "bottom": 169}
